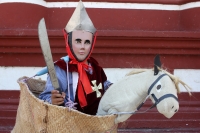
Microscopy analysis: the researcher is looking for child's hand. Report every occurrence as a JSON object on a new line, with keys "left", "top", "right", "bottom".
{"left": 51, "top": 90, "right": 66, "bottom": 105}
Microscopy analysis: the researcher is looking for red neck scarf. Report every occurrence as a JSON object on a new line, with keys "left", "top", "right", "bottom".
{"left": 63, "top": 29, "right": 97, "bottom": 107}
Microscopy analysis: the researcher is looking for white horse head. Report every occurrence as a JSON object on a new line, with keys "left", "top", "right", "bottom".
{"left": 97, "top": 55, "right": 191, "bottom": 124}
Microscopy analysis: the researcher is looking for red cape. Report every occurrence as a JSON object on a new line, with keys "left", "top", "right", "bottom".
{"left": 55, "top": 57, "right": 107, "bottom": 115}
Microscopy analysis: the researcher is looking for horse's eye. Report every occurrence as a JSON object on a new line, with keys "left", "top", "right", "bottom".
{"left": 157, "top": 85, "right": 161, "bottom": 90}
{"left": 156, "top": 81, "right": 162, "bottom": 92}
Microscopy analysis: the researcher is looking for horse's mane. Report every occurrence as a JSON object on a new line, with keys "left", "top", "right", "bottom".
{"left": 126, "top": 68, "right": 192, "bottom": 95}
{"left": 125, "top": 69, "right": 148, "bottom": 76}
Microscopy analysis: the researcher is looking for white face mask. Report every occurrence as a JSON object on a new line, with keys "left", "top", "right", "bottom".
{"left": 71, "top": 30, "right": 93, "bottom": 62}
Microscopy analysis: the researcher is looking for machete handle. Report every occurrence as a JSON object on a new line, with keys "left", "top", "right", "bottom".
{"left": 55, "top": 88, "right": 62, "bottom": 95}
{"left": 55, "top": 88, "right": 64, "bottom": 106}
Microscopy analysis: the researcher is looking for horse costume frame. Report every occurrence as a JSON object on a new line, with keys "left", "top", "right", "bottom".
{"left": 11, "top": 77, "right": 117, "bottom": 133}
{"left": 97, "top": 55, "right": 191, "bottom": 124}
{"left": 12, "top": 55, "right": 191, "bottom": 132}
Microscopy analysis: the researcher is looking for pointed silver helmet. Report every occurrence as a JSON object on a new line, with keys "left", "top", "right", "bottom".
{"left": 65, "top": 0, "right": 96, "bottom": 34}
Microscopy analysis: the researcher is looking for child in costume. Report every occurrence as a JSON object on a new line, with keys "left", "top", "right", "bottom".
{"left": 39, "top": 0, "right": 112, "bottom": 115}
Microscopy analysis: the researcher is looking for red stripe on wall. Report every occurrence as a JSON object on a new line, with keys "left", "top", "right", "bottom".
{"left": 0, "top": 31, "right": 200, "bottom": 69}
{"left": 1, "top": 4, "right": 200, "bottom": 31}
{"left": 0, "top": 91, "right": 199, "bottom": 132}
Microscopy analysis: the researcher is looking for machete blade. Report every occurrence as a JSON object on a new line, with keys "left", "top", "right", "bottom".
{"left": 38, "top": 18, "right": 61, "bottom": 93}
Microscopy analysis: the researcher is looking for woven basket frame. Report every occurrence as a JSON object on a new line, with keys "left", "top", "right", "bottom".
{"left": 11, "top": 77, "right": 117, "bottom": 133}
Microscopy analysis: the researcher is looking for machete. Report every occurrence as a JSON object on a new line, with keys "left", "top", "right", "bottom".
{"left": 38, "top": 18, "right": 62, "bottom": 94}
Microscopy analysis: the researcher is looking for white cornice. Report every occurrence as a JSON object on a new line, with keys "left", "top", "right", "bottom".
{"left": 0, "top": 0, "right": 200, "bottom": 10}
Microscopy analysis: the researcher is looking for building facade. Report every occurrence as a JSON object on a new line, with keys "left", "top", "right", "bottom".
{"left": 0, "top": 0, "right": 200, "bottom": 132}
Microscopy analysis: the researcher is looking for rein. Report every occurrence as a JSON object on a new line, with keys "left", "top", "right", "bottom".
{"left": 114, "top": 73, "right": 179, "bottom": 115}
{"left": 64, "top": 61, "right": 78, "bottom": 110}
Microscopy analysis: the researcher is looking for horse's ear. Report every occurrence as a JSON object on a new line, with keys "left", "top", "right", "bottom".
{"left": 154, "top": 54, "right": 161, "bottom": 75}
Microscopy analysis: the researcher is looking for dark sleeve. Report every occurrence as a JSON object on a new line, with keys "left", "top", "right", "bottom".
{"left": 101, "top": 68, "right": 113, "bottom": 91}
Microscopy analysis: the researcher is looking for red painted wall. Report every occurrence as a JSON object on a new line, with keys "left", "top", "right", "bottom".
{"left": 0, "top": 2, "right": 200, "bottom": 70}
